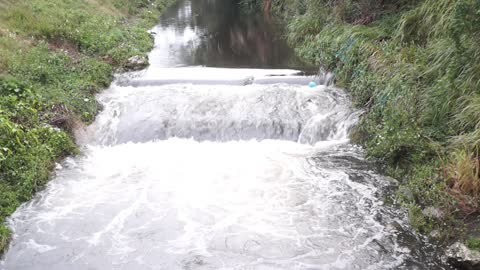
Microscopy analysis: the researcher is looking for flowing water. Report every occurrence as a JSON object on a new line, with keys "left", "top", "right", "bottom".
{"left": 1, "top": 0, "right": 451, "bottom": 269}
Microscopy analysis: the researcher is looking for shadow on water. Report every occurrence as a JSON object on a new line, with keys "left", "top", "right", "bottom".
{"left": 152, "top": 0, "right": 307, "bottom": 69}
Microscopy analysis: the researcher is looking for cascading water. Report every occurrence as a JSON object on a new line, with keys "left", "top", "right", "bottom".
{"left": 86, "top": 75, "right": 358, "bottom": 145}
{"left": 1, "top": 0, "right": 451, "bottom": 269}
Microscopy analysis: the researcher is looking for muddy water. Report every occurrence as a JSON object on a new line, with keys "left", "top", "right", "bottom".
{"left": 1, "top": 0, "right": 451, "bottom": 269}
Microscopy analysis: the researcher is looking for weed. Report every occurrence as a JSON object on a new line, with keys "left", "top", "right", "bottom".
{"left": 466, "top": 237, "right": 480, "bottom": 251}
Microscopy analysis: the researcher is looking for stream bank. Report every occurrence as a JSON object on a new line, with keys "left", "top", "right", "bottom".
{"left": 243, "top": 0, "right": 480, "bottom": 265}
{"left": 0, "top": 0, "right": 175, "bottom": 253}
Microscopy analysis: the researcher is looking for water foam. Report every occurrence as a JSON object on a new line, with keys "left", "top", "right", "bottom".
{"left": 83, "top": 83, "right": 358, "bottom": 146}
{"left": 2, "top": 139, "right": 446, "bottom": 269}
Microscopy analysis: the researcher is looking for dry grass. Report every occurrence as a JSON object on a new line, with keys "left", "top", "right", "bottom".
{"left": 445, "top": 149, "right": 480, "bottom": 214}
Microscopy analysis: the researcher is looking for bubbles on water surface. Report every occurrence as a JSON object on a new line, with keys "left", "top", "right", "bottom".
{"left": 83, "top": 83, "right": 359, "bottom": 146}
{"left": 1, "top": 73, "right": 451, "bottom": 269}
{"left": 1, "top": 139, "right": 449, "bottom": 269}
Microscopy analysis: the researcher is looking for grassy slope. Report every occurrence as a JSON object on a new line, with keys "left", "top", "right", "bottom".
{"left": 0, "top": 0, "right": 174, "bottom": 253}
{"left": 256, "top": 0, "right": 480, "bottom": 243}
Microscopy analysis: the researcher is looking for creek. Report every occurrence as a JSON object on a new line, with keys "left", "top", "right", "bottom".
{"left": 1, "top": 0, "right": 451, "bottom": 269}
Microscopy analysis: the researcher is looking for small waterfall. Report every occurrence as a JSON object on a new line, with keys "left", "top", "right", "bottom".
{"left": 85, "top": 81, "right": 359, "bottom": 146}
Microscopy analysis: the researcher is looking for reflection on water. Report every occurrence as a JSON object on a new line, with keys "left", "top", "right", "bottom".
{"left": 150, "top": 0, "right": 304, "bottom": 68}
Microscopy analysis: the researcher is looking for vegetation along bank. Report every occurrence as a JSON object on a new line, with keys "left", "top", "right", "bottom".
{"left": 242, "top": 0, "right": 480, "bottom": 250}
{"left": 0, "top": 0, "right": 175, "bottom": 253}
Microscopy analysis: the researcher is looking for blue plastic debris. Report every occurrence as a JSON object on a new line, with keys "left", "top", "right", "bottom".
{"left": 308, "top": 81, "right": 317, "bottom": 88}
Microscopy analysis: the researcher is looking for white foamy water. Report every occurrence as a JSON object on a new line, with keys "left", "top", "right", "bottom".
{"left": 0, "top": 81, "right": 447, "bottom": 269}
{"left": 82, "top": 83, "right": 358, "bottom": 145}
{"left": 2, "top": 139, "right": 438, "bottom": 270}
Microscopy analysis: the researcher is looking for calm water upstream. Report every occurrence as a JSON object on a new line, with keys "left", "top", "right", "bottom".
{"left": 1, "top": 0, "right": 451, "bottom": 269}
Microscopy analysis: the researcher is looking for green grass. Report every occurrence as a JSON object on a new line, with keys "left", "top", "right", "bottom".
{"left": 243, "top": 0, "right": 480, "bottom": 242}
{"left": 466, "top": 237, "right": 480, "bottom": 251}
{"left": 0, "top": 0, "right": 175, "bottom": 254}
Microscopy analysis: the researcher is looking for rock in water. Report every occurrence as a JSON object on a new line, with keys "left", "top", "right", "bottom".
{"left": 446, "top": 242, "right": 480, "bottom": 270}
{"left": 125, "top": 55, "right": 149, "bottom": 71}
